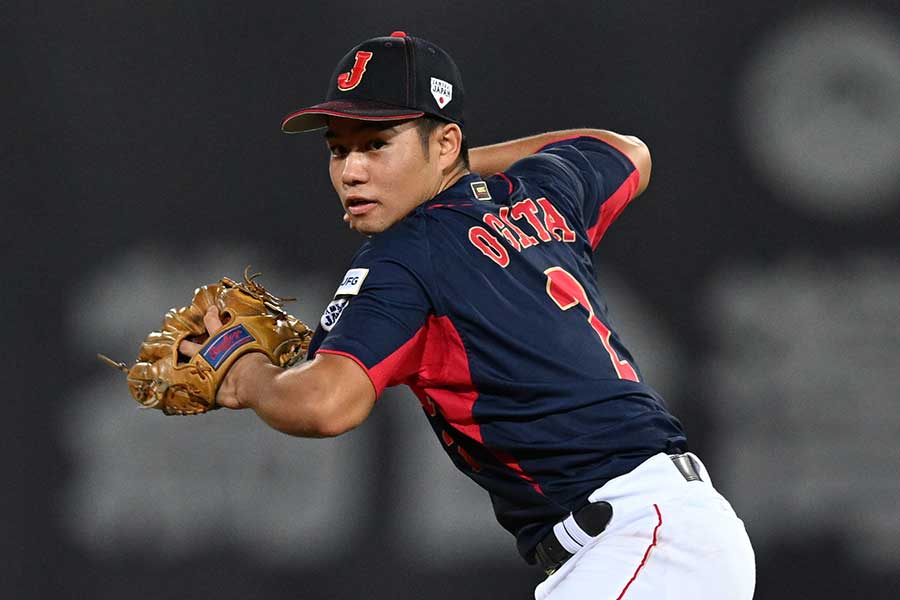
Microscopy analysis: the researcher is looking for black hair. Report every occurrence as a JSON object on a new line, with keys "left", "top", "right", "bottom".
{"left": 416, "top": 115, "right": 470, "bottom": 170}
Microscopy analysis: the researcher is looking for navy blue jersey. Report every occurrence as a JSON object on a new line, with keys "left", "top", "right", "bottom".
{"left": 308, "top": 136, "right": 686, "bottom": 562}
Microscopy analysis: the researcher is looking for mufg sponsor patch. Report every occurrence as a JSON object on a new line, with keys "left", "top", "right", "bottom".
{"left": 321, "top": 268, "right": 368, "bottom": 332}
{"left": 200, "top": 324, "right": 255, "bottom": 369}
{"left": 335, "top": 268, "right": 369, "bottom": 297}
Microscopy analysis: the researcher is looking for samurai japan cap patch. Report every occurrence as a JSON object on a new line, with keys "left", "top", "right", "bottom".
{"left": 431, "top": 77, "right": 453, "bottom": 109}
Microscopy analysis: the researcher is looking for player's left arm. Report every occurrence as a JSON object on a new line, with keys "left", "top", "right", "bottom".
{"left": 179, "top": 307, "right": 376, "bottom": 438}
{"left": 221, "top": 351, "right": 376, "bottom": 438}
{"left": 469, "top": 129, "right": 651, "bottom": 195}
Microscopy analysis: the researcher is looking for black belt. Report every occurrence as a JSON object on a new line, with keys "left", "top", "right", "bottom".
{"left": 534, "top": 454, "right": 702, "bottom": 575}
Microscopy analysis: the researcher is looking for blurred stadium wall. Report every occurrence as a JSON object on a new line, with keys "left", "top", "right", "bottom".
{"left": 5, "top": 2, "right": 900, "bottom": 598}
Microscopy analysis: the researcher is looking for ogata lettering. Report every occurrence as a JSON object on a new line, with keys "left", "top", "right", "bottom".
{"left": 468, "top": 197, "right": 576, "bottom": 267}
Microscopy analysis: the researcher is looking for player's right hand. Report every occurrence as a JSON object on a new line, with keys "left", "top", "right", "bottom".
{"left": 177, "top": 306, "right": 264, "bottom": 410}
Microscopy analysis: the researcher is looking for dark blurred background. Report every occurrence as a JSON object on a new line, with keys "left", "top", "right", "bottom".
{"left": 6, "top": 1, "right": 900, "bottom": 598}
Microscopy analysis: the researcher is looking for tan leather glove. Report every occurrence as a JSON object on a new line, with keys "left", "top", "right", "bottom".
{"left": 102, "top": 269, "right": 312, "bottom": 415}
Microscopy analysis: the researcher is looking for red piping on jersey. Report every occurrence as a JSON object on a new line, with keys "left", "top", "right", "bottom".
{"left": 372, "top": 325, "right": 430, "bottom": 396}
{"left": 316, "top": 324, "right": 430, "bottom": 399}
{"left": 616, "top": 504, "right": 663, "bottom": 600}
{"left": 427, "top": 202, "right": 474, "bottom": 210}
{"left": 585, "top": 169, "right": 640, "bottom": 248}
{"left": 493, "top": 449, "right": 543, "bottom": 494}
{"left": 415, "top": 316, "right": 544, "bottom": 493}
{"left": 506, "top": 134, "right": 641, "bottom": 249}
{"left": 325, "top": 316, "right": 479, "bottom": 439}
{"left": 322, "top": 315, "right": 543, "bottom": 493}
{"left": 497, "top": 172, "right": 514, "bottom": 194}
{"left": 416, "top": 315, "right": 483, "bottom": 444}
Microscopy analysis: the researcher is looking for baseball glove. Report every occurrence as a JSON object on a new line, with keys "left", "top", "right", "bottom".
{"left": 100, "top": 268, "right": 312, "bottom": 415}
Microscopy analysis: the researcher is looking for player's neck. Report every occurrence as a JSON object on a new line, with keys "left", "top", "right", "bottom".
{"left": 435, "top": 164, "right": 471, "bottom": 197}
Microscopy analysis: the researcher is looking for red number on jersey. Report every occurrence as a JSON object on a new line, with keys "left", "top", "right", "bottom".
{"left": 544, "top": 266, "right": 639, "bottom": 382}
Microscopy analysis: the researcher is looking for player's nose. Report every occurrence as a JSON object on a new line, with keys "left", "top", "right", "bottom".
{"left": 340, "top": 150, "right": 369, "bottom": 186}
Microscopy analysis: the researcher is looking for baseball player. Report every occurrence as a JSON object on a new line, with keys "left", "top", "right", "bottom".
{"left": 181, "top": 32, "right": 755, "bottom": 599}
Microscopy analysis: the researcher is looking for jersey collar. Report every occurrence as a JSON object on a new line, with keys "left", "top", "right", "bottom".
{"left": 421, "top": 173, "right": 490, "bottom": 208}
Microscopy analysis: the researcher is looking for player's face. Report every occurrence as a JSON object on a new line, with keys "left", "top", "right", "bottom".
{"left": 325, "top": 117, "right": 443, "bottom": 235}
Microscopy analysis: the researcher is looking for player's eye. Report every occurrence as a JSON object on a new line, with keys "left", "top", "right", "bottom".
{"left": 328, "top": 145, "right": 348, "bottom": 158}
{"left": 367, "top": 139, "right": 387, "bottom": 151}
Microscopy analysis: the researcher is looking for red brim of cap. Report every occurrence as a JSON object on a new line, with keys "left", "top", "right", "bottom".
{"left": 281, "top": 100, "right": 426, "bottom": 133}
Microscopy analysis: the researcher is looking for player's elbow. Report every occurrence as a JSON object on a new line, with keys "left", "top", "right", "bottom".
{"left": 258, "top": 352, "right": 376, "bottom": 438}
{"left": 306, "top": 352, "right": 377, "bottom": 437}
{"left": 265, "top": 400, "right": 363, "bottom": 438}
{"left": 624, "top": 135, "right": 652, "bottom": 196}
{"left": 321, "top": 386, "right": 377, "bottom": 437}
{"left": 280, "top": 387, "right": 370, "bottom": 437}
{"left": 591, "top": 130, "right": 652, "bottom": 196}
{"left": 304, "top": 402, "right": 368, "bottom": 438}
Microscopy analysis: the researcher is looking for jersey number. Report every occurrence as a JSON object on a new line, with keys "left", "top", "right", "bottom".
{"left": 544, "top": 267, "right": 639, "bottom": 382}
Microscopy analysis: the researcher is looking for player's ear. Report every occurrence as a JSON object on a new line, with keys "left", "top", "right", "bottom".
{"left": 436, "top": 123, "right": 463, "bottom": 171}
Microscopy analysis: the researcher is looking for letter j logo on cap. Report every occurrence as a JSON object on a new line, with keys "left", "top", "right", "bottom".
{"left": 337, "top": 51, "right": 373, "bottom": 91}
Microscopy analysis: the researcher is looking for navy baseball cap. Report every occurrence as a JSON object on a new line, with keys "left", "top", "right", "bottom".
{"left": 281, "top": 31, "right": 465, "bottom": 133}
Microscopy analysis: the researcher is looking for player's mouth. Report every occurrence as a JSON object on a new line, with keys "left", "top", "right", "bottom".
{"left": 345, "top": 196, "right": 378, "bottom": 216}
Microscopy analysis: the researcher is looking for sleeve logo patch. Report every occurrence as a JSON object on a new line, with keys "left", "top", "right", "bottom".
{"left": 335, "top": 268, "right": 369, "bottom": 297}
{"left": 320, "top": 298, "right": 349, "bottom": 331}
{"left": 200, "top": 324, "right": 255, "bottom": 369}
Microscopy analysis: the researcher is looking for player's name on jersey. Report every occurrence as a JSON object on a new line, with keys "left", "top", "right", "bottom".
{"left": 468, "top": 196, "right": 576, "bottom": 267}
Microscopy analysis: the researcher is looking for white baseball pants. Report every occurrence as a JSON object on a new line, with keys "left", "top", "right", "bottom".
{"left": 534, "top": 452, "right": 755, "bottom": 600}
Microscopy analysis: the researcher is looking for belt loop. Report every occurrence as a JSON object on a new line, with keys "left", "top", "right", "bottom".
{"left": 670, "top": 453, "right": 702, "bottom": 482}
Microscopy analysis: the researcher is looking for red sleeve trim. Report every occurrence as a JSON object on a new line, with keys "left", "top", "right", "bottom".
{"left": 585, "top": 169, "right": 641, "bottom": 249}
{"left": 314, "top": 349, "right": 380, "bottom": 400}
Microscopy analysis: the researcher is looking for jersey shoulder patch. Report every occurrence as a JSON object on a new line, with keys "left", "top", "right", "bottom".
{"left": 320, "top": 298, "right": 349, "bottom": 332}
{"left": 320, "top": 268, "right": 370, "bottom": 332}
{"left": 335, "top": 267, "right": 369, "bottom": 297}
